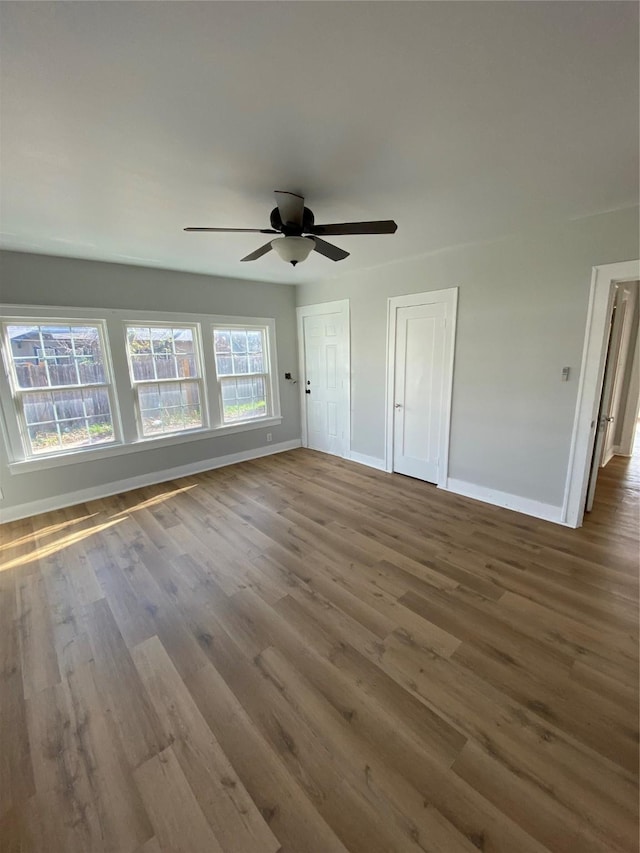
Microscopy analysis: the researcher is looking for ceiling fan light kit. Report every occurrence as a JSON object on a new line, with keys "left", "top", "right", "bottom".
{"left": 185, "top": 190, "right": 397, "bottom": 267}
{"left": 271, "top": 236, "right": 315, "bottom": 266}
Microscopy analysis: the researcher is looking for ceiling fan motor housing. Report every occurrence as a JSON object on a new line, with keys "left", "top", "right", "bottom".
{"left": 270, "top": 206, "right": 315, "bottom": 236}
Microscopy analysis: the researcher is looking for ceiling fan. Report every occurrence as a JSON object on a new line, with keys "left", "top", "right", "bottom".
{"left": 184, "top": 190, "right": 397, "bottom": 266}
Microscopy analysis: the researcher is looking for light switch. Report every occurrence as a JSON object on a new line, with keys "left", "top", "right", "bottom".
{"left": 561, "top": 366, "right": 570, "bottom": 381}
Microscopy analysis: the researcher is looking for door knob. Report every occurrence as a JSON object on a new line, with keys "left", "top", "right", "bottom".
{"left": 394, "top": 403, "right": 402, "bottom": 408}
{"left": 305, "top": 389, "right": 311, "bottom": 394}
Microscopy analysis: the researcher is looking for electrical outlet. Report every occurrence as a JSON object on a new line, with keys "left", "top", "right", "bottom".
{"left": 266, "top": 432, "right": 272, "bottom": 442}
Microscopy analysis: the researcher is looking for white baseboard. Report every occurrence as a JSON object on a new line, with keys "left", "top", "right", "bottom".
{"left": 0, "top": 439, "right": 301, "bottom": 523}
{"left": 347, "top": 451, "right": 387, "bottom": 472}
{"left": 442, "top": 478, "right": 564, "bottom": 524}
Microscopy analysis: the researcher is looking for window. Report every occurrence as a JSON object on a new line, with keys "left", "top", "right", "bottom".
{"left": 0, "top": 306, "right": 281, "bottom": 470}
{"left": 213, "top": 326, "right": 271, "bottom": 423}
{"left": 2, "top": 321, "right": 116, "bottom": 456}
{"left": 125, "top": 324, "right": 205, "bottom": 437}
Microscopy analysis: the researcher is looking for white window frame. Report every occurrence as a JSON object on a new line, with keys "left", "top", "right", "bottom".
{"left": 0, "top": 316, "right": 122, "bottom": 461}
{"left": 0, "top": 305, "right": 282, "bottom": 474}
{"left": 212, "top": 322, "right": 275, "bottom": 425}
{"left": 124, "top": 321, "right": 209, "bottom": 439}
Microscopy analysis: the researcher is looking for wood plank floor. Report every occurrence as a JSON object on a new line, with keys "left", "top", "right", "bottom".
{"left": 1, "top": 445, "right": 638, "bottom": 853}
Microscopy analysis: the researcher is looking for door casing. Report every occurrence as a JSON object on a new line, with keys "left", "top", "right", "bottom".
{"left": 562, "top": 259, "right": 640, "bottom": 527}
{"left": 385, "top": 288, "right": 458, "bottom": 486}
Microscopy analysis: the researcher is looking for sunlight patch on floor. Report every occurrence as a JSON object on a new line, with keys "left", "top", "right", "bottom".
{"left": 106, "top": 483, "right": 197, "bottom": 519}
{"left": 0, "top": 512, "right": 100, "bottom": 554}
{"left": 0, "top": 516, "right": 127, "bottom": 573}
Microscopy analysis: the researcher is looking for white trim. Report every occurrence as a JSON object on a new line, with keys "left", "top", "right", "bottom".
{"left": 347, "top": 451, "right": 386, "bottom": 471}
{"left": 0, "top": 315, "right": 124, "bottom": 460}
{"left": 0, "top": 303, "right": 275, "bottom": 328}
{"left": 210, "top": 319, "right": 281, "bottom": 429}
{"left": 123, "top": 319, "right": 209, "bottom": 438}
{"left": 296, "top": 300, "right": 351, "bottom": 458}
{"left": 562, "top": 260, "right": 640, "bottom": 528}
{"left": 385, "top": 288, "right": 458, "bottom": 487}
{"left": 0, "top": 439, "right": 301, "bottom": 523}
{"left": 7, "top": 416, "right": 283, "bottom": 474}
{"left": 443, "top": 478, "right": 564, "bottom": 525}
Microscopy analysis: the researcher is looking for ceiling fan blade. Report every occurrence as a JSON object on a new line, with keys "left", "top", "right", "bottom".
{"left": 312, "top": 237, "right": 350, "bottom": 262}
{"left": 274, "top": 190, "right": 304, "bottom": 227}
{"left": 240, "top": 241, "right": 274, "bottom": 262}
{"left": 184, "top": 227, "right": 277, "bottom": 233}
{"left": 310, "top": 220, "right": 397, "bottom": 236}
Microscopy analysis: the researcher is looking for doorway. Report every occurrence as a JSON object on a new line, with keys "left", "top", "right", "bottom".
{"left": 385, "top": 288, "right": 457, "bottom": 487}
{"left": 563, "top": 260, "right": 640, "bottom": 527}
{"left": 296, "top": 300, "right": 350, "bottom": 458}
{"left": 584, "top": 281, "right": 640, "bottom": 511}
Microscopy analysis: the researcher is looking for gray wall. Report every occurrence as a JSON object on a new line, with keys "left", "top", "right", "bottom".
{"left": 0, "top": 251, "right": 301, "bottom": 514}
{"left": 297, "top": 206, "right": 640, "bottom": 508}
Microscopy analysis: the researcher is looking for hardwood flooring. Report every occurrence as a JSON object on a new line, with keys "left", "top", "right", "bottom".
{"left": 0, "top": 445, "right": 638, "bottom": 852}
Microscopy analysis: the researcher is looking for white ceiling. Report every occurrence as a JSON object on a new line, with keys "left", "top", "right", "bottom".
{"left": 1, "top": 1, "right": 638, "bottom": 285}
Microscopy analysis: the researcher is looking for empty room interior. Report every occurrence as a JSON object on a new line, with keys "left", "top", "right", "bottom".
{"left": 1, "top": 2, "right": 639, "bottom": 852}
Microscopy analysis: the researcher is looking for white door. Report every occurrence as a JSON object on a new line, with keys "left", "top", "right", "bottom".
{"left": 302, "top": 312, "right": 348, "bottom": 456}
{"left": 601, "top": 287, "right": 634, "bottom": 466}
{"left": 585, "top": 288, "right": 628, "bottom": 510}
{"left": 392, "top": 301, "right": 447, "bottom": 483}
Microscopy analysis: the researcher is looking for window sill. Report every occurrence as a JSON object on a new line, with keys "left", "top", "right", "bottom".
{"left": 7, "top": 416, "right": 283, "bottom": 475}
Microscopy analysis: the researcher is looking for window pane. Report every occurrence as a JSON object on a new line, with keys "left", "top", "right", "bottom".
{"left": 127, "top": 327, "right": 152, "bottom": 352}
{"left": 47, "top": 355, "right": 79, "bottom": 386}
{"left": 215, "top": 355, "right": 233, "bottom": 376}
{"left": 77, "top": 354, "right": 106, "bottom": 385}
{"left": 233, "top": 355, "right": 249, "bottom": 374}
{"left": 177, "top": 354, "right": 197, "bottom": 378}
{"left": 176, "top": 327, "right": 194, "bottom": 346}
{"left": 13, "top": 357, "right": 48, "bottom": 388}
{"left": 247, "top": 330, "right": 263, "bottom": 354}
{"left": 221, "top": 382, "right": 236, "bottom": 402}
{"left": 86, "top": 417, "right": 114, "bottom": 445}
{"left": 7, "top": 323, "right": 107, "bottom": 390}
{"left": 214, "top": 330, "right": 231, "bottom": 353}
{"left": 151, "top": 331, "right": 173, "bottom": 355}
{"left": 155, "top": 354, "right": 178, "bottom": 380}
{"left": 22, "top": 387, "right": 114, "bottom": 454}
{"left": 127, "top": 325, "right": 199, "bottom": 383}
{"left": 231, "top": 330, "right": 247, "bottom": 354}
{"left": 131, "top": 354, "right": 155, "bottom": 381}
{"left": 214, "top": 326, "right": 267, "bottom": 378}
{"left": 236, "top": 378, "right": 253, "bottom": 399}
{"left": 137, "top": 381, "right": 202, "bottom": 436}
{"left": 249, "top": 354, "right": 264, "bottom": 373}
{"left": 59, "top": 419, "right": 90, "bottom": 448}
{"left": 220, "top": 377, "right": 267, "bottom": 423}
